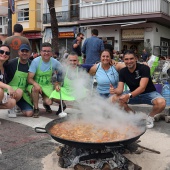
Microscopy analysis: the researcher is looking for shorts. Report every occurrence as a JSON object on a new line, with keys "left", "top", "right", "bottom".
{"left": 17, "top": 97, "right": 33, "bottom": 111}
{"left": 124, "top": 91, "right": 164, "bottom": 105}
{"left": 99, "top": 93, "right": 111, "bottom": 98}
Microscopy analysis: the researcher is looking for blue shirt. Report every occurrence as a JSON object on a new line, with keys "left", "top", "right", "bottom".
{"left": 29, "top": 56, "right": 63, "bottom": 82}
{"left": 96, "top": 64, "right": 119, "bottom": 94}
{"left": 82, "top": 36, "right": 104, "bottom": 64}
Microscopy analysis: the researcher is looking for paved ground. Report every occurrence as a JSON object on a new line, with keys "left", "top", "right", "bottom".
{"left": 0, "top": 104, "right": 170, "bottom": 170}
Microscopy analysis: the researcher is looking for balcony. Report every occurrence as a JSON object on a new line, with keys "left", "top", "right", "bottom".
{"left": 80, "top": 0, "right": 170, "bottom": 20}
{"left": 43, "top": 10, "right": 79, "bottom": 24}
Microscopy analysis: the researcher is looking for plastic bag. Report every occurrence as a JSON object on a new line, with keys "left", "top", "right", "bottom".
{"left": 162, "top": 61, "right": 170, "bottom": 74}
{"left": 147, "top": 55, "right": 156, "bottom": 68}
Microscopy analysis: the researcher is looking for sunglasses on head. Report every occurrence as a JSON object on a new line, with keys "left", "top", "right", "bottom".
{"left": 0, "top": 49, "right": 10, "bottom": 55}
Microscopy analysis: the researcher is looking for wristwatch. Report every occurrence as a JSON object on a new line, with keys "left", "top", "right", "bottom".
{"left": 128, "top": 93, "right": 133, "bottom": 98}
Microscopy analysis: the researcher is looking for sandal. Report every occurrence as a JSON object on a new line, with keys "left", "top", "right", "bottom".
{"left": 43, "top": 103, "right": 52, "bottom": 113}
{"left": 33, "top": 108, "right": 39, "bottom": 118}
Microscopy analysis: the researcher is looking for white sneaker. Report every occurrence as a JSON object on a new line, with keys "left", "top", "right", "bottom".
{"left": 14, "top": 106, "right": 21, "bottom": 113}
{"left": 8, "top": 107, "right": 17, "bottom": 118}
{"left": 146, "top": 116, "right": 154, "bottom": 129}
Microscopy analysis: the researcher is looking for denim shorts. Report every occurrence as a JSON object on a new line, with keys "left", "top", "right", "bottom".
{"left": 17, "top": 98, "right": 33, "bottom": 111}
{"left": 124, "top": 91, "right": 164, "bottom": 105}
{"left": 99, "top": 93, "right": 111, "bottom": 98}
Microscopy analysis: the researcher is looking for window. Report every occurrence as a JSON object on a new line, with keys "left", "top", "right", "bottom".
{"left": 0, "top": 17, "right": 2, "bottom": 25}
{"left": 17, "top": 4, "right": 29, "bottom": 21}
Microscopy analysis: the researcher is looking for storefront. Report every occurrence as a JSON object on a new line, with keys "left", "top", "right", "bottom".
{"left": 24, "top": 32, "right": 42, "bottom": 53}
{"left": 43, "top": 26, "right": 78, "bottom": 56}
{"left": 121, "top": 28, "right": 144, "bottom": 52}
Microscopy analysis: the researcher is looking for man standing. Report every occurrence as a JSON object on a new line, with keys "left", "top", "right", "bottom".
{"left": 82, "top": 29, "right": 104, "bottom": 64}
{"left": 72, "top": 33, "right": 84, "bottom": 64}
{"left": 4, "top": 24, "right": 31, "bottom": 59}
{"left": 5, "top": 44, "right": 33, "bottom": 117}
{"left": 27, "top": 42, "right": 63, "bottom": 118}
{"left": 141, "top": 49, "right": 149, "bottom": 62}
{"left": 110, "top": 50, "right": 166, "bottom": 129}
{"left": 102, "top": 37, "right": 114, "bottom": 59}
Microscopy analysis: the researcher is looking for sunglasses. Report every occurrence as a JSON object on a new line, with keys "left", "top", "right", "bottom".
{"left": 0, "top": 50, "right": 10, "bottom": 55}
{"left": 81, "top": 37, "right": 84, "bottom": 40}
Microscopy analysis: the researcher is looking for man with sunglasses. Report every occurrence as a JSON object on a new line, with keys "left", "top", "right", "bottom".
{"left": 5, "top": 44, "right": 33, "bottom": 117}
{"left": 72, "top": 32, "right": 84, "bottom": 64}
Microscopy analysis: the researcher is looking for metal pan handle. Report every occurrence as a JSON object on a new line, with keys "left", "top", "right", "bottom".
{"left": 105, "top": 144, "right": 124, "bottom": 149}
{"left": 35, "top": 127, "right": 47, "bottom": 133}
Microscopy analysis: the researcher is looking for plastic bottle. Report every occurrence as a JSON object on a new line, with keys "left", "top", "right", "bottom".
{"left": 161, "top": 81, "right": 170, "bottom": 106}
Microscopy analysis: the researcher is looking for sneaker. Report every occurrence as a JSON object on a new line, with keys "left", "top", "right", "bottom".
{"left": 14, "top": 106, "right": 21, "bottom": 113}
{"left": 8, "top": 107, "right": 17, "bottom": 118}
{"left": 56, "top": 103, "right": 67, "bottom": 115}
{"left": 43, "top": 103, "right": 52, "bottom": 113}
{"left": 146, "top": 116, "right": 154, "bottom": 129}
{"left": 33, "top": 108, "right": 39, "bottom": 118}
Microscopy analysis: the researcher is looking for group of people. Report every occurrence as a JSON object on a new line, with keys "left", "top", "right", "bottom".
{"left": 0, "top": 24, "right": 167, "bottom": 129}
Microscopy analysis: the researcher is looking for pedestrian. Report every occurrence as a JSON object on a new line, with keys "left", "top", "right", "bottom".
{"left": 5, "top": 44, "right": 33, "bottom": 117}
{"left": 27, "top": 42, "right": 63, "bottom": 118}
{"left": 82, "top": 29, "right": 104, "bottom": 64}
{"left": 110, "top": 50, "right": 166, "bottom": 129}
{"left": 141, "top": 49, "right": 149, "bottom": 62}
{"left": 102, "top": 37, "right": 114, "bottom": 59}
{"left": 4, "top": 24, "right": 31, "bottom": 59}
{"left": 0, "top": 45, "right": 16, "bottom": 110}
{"left": 72, "top": 32, "right": 84, "bottom": 64}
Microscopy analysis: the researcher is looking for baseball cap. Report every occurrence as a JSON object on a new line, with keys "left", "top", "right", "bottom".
{"left": 19, "top": 44, "right": 30, "bottom": 51}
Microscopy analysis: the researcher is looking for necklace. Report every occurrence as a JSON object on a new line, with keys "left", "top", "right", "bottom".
{"left": 103, "top": 66, "right": 116, "bottom": 87}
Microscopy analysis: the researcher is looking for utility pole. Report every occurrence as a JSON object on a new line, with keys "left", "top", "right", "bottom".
{"left": 8, "top": 1, "right": 12, "bottom": 36}
{"left": 8, "top": 0, "right": 15, "bottom": 36}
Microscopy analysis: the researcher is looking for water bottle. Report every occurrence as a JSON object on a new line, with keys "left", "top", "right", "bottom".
{"left": 161, "top": 82, "right": 170, "bottom": 106}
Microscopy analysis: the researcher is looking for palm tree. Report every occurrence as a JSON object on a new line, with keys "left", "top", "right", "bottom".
{"left": 47, "top": 0, "right": 59, "bottom": 57}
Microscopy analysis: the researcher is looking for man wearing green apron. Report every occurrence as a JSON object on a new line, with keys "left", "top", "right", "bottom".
{"left": 50, "top": 52, "right": 87, "bottom": 117}
{"left": 27, "top": 42, "right": 63, "bottom": 118}
{"left": 5, "top": 44, "right": 33, "bottom": 117}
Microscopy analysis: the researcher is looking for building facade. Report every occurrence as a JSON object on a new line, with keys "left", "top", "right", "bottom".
{"left": 12, "top": 0, "right": 42, "bottom": 53}
{"left": 79, "top": 0, "right": 170, "bottom": 57}
{"left": 43, "top": 0, "right": 79, "bottom": 56}
{"left": 0, "top": 0, "right": 8, "bottom": 42}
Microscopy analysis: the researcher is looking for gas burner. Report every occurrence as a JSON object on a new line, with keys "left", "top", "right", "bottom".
{"left": 57, "top": 144, "right": 142, "bottom": 170}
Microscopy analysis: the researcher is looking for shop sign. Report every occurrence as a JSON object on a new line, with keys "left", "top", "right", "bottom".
{"left": 24, "top": 32, "right": 42, "bottom": 39}
{"left": 59, "top": 32, "right": 74, "bottom": 38}
{"left": 122, "top": 29, "right": 144, "bottom": 39}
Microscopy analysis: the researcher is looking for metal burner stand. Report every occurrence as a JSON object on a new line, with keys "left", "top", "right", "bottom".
{"left": 57, "top": 145, "right": 142, "bottom": 170}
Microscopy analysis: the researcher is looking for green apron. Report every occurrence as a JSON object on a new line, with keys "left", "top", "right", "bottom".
{"left": 50, "top": 67, "right": 86, "bottom": 101}
{"left": 27, "top": 57, "right": 53, "bottom": 98}
{"left": 8, "top": 59, "right": 32, "bottom": 106}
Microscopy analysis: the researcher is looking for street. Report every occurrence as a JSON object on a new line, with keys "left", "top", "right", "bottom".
{"left": 0, "top": 104, "right": 170, "bottom": 170}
